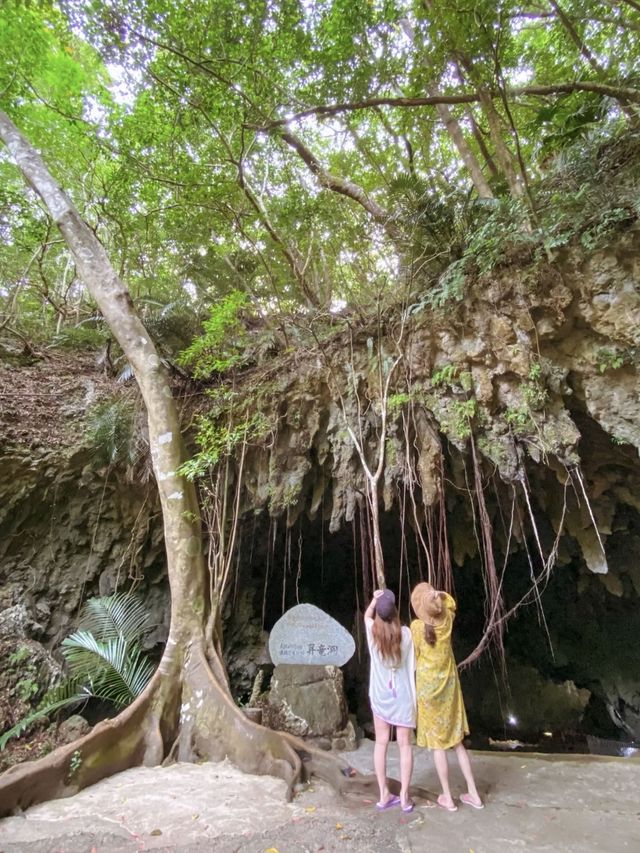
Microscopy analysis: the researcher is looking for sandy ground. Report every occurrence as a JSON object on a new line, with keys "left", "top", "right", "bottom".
{"left": 0, "top": 742, "right": 639, "bottom": 852}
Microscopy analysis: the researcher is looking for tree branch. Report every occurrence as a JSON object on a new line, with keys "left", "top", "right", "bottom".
{"left": 252, "top": 82, "right": 640, "bottom": 129}
{"left": 279, "top": 130, "right": 402, "bottom": 242}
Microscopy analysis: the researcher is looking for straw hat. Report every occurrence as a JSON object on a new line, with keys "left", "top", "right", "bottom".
{"left": 410, "top": 582, "right": 445, "bottom": 625}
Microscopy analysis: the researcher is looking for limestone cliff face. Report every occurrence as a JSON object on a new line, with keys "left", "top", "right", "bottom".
{"left": 0, "top": 445, "right": 167, "bottom": 648}
{"left": 1, "top": 224, "right": 639, "bottom": 741}
{"left": 229, "top": 226, "right": 640, "bottom": 564}
{"left": 212, "top": 224, "right": 640, "bottom": 739}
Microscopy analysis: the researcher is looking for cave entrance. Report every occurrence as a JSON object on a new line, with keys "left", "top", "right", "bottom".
{"left": 225, "top": 506, "right": 423, "bottom": 729}
{"left": 224, "top": 483, "right": 640, "bottom": 750}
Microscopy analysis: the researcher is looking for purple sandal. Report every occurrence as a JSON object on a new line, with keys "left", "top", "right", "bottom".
{"left": 376, "top": 795, "right": 401, "bottom": 810}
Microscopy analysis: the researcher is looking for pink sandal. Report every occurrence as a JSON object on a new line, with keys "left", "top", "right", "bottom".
{"left": 460, "top": 793, "right": 484, "bottom": 809}
{"left": 437, "top": 794, "right": 458, "bottom": 812}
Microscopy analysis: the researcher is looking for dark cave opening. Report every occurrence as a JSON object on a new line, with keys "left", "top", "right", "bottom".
{"left": 225, "top": 470, "right": 640, "bottom": 750}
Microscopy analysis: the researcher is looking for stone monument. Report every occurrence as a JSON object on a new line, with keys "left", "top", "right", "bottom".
{"left": 268, "top": 603, "right": 355, "bottom": 667}
{"left": 266, "top": 604, "right": 358, "bottom": 750}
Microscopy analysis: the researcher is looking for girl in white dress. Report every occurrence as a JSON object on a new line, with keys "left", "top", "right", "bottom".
{"left": 364, "top": 588, "right": 417, "bottom": 812}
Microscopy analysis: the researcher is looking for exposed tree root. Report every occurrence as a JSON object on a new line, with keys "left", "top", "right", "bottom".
{"left": 279, "top": 731, "right": 434, "bottom": 803}
{"left": 0, "top": 666, "right": 166, "bottom": 816}
{"left": 0, "top": 637, "right": 433, "bottom": 818}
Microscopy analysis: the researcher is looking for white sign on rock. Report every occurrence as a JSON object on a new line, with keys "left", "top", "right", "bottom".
{"left": 269, "top": 603, "right": 355, "bottom": 667}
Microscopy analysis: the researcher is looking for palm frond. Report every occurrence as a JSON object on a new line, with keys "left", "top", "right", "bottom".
{"left": 124, "top": 648, "right": 155, "bottom": 697}
{"left": 84, "top": 399, "right": 138, "bottom": 467}
{"left": 89, "top": 648, "right": 155, "bottom": 707}
{"left": 61, "top": 631, "right": 153, "bottom": 706}
{"left": 62, "top": 631, "right": 127, "bottom": 676}
{"left": 2, "top": 595, "right": 156, "bottom": 750}
{"left": 141, "top": 299, "right": 203, "bottom": 354}
{"left": 116, "top": 363, "right": 135, "bottom": 384}
{"left": 77, "top": 593, "right": 152, "bottom": 642}
{"left": 40, "top": 676, "right": 91, "bottom": 706}
{"left": 0, "top": 683, "right": 89, "bottom": 751}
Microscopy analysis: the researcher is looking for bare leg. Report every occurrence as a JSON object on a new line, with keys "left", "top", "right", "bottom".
{"left": 433, "top": 748, "right": 456, "bottom": 809}
{"left": 373, "top": 714, "right": 392, "bottom": 805}
{"left": 395, "top": 725, "right": 414, "bottom": 807}
{"left": 454, "top": 742, "right": 482, "bottom": 805}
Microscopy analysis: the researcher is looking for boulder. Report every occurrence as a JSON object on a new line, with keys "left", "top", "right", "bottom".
{"left": 57, "top": 714, "right": 91, "bottom": 744}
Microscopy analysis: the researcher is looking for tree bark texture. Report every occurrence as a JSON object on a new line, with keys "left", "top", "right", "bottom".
{"left": 430, "top": 92, "right": 494, "bottom": 199}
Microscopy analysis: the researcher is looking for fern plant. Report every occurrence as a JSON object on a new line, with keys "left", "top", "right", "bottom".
{"left": 0, "top": 594, "right": 155, "bottom": 750}
{"left": 177, "top": 290, "right": 250, "bottom": 379}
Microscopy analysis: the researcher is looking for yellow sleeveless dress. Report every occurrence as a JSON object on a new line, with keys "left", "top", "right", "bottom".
{"left": 410, "top": 593, "right": 470, "bottom": 749}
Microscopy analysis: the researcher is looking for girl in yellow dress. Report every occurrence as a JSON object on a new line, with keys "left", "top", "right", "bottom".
{"left": 410, "top": 582, "right": 483, "bottom": 811}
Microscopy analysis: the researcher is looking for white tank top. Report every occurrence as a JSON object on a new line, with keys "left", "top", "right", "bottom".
{"left": 365, "top": 617, "right": 416, "bottom": 728}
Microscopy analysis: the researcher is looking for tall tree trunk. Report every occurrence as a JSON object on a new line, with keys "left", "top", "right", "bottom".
{"left": 0, "top": 111, "right": 405, "bottom": 816}
{"left": 465, "top": 107, "right": 500, "bottom": 178}
{"left": 475, "top": 88, "right": 525, "bottom": 200}
{"left": 400, "top": 16, "right": 493, "bottom": 199}
{"left": 367, "top": 479, "right": 387, "bottom": 588}
{"left": 420, "top": 0, "right": 522, "bottom": 197}
{"left": 431, "top": 91, "right": 494, "bottom": 199}
{"left": 448, "top": 45, "right": 526, "bottom": 200}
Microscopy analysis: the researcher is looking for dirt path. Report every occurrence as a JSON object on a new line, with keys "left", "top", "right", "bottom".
{"left": 1, "top": 743, "right": 639, "bottom": 852}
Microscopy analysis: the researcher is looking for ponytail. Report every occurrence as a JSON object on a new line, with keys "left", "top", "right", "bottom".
{"left": 423, "top": 621, "right": 437, "bottom": 646}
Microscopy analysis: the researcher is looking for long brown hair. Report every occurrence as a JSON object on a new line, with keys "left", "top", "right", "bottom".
{"left": 371, "top": 610, "right": 402, "bottom": 666}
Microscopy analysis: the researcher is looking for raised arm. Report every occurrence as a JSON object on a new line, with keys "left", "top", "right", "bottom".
{"left": 442, "top": 592, "right": 457, "bottom": 613}
{"left": 364, "top": 589, "right": 384, "bottom": 621}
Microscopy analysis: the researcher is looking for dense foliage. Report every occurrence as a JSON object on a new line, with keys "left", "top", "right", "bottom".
{"left": 1, "top": 0, "right": 639, "bottom": 358}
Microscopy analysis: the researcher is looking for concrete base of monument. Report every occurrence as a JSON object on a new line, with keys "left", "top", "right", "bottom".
{"left": 264, "top": 663, "right": 358, "bottom": 749}
{"left": 304, "top": 717, "right": 359, "bottom": 752}
{"left": 1, "top": 741, "right": 639, "bottom": 852}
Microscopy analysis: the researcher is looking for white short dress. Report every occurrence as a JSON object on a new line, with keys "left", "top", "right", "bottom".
{"left": 365, "top": 617, "right": 417, "bottom": 728}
